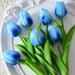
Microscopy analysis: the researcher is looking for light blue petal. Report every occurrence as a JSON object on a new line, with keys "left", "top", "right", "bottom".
{"left": 48, "top": 25, "right": 62, "bottom": 42}
{"left": 7, "top": 21, "right": 22, "bottom": 37}
{"left": 40, "top": 8, "right": 53, "bottom": 25}
{"left": 3, "top": 57, "right": 18, "bottom": 65}
{"left": 30, "top": 29, "right": 45, "bottom": 46}
{"left": 32, "top": 29, "right": 45, "bottom": 44}
{"left": 20, "top": 11, "right": 33, "bottom": 27}
{"left": 30, "top": 30, "right": 40, "bottom": 46}
{"left": 4, "top": 50, "right": 21, "bottom": 61}
{"left": 55, "top": 1, "right": 67, "bottom": 17}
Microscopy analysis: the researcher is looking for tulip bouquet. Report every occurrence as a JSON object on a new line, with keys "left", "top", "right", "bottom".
{"left": 3, "top": 1, "right": 75, "bottom": 75}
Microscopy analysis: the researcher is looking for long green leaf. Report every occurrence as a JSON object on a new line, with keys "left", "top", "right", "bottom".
{"left": 15, "top": 44, "right": 37, "bottom": 63}
{"left": 65, "top": 25, "right": 75, "bottom": 44}
{"left": 44, "top": 40, "right": 52, "bottom": 66}
{"left": 25, "top": 59, "right": 46, "bottom": 75}
{"left": 27, "top": 31, "right": 34, "bottom": 56}
{"left": 62, "top": 25, "right": 75, "bottom": 68}
{"left": 37, "top": 46, "right": 44, "bottom": 53}
{"left": 61, "top": 42, "right": 70, "bottom": 68}
{"left": 18, "top": 35, "right": 27, "bottom": 48}
{"left": 51, "top": 51, "right": 69, "bottom": 75}
{"left": 34, "top": 47, "right": 42, "bottom": 55}
{"left": 49, "top": 44, "right": 54, "bottom": 52}
{"left": 35, "top": 54, "right": 57, "bottom": 75}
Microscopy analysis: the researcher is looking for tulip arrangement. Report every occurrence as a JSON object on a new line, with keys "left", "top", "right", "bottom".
{"left": 3, "top": 1, "right": 75, "bottom": 75}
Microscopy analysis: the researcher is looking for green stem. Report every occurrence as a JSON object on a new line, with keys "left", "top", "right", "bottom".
{"left": 46, "top": 24, "right": 48, "bottom": 37}
{"left": 19, "top": 59, "right": 25, "bottom": 64}
{"left": 61, "top": 17, "right": 64, "bottom": 28}
{"left": 28, "top": 26, "right": 32, "bottom": 31}
{"left": 18, "top": 34, "right": 23, "bottom": 43}
{"left": 56, "top": 42, "right": 62, "bottom": 58}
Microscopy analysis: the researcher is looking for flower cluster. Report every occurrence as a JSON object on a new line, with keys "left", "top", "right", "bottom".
{"left": 3, "top": 1, "right": 74, "bottom": 75}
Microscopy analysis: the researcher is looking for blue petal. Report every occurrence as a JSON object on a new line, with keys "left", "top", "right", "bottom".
{"left": 48, "top": 25, "right": 62, "bottom": 42}
{"left": 55, "top": 1, "right": 67, "bottom": 17}
{"left": 33, "top": 29, "right": 45, "bottom": 44}
{"left": 30, "top": 29, "right": 45, "bottom": 46}
{"left": 16, "top": 25, "right": 22, "bottom": 34}
{"left": 7, "top": 21, "right": 22, "bottom": 37}
{"left": 40, "top": 8, "right": 53, "bottom": 25}
{"left": 3, "top": 57, "right": 18, "bottom": 65}
{"left": 56, "top": 32, "right": 62, "bottom": 41}
{"left": 20, "top": 11, "right": 33, "bottom": 27}
{"left": 30, "top": 30, "right": 40, "bottom": 46}
{"left": 3, "top": 50, "right": 21, "bottom": 62}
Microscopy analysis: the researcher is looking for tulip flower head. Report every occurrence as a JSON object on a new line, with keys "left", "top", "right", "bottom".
{"left": 55, "top": 1, "right": 67, "bottom": 17}
{"left": 7, "top": 21, "right": 22, "bottom": 37}
{"left": 30, "top": 29, "right": 45, "bottom": 46}
{"left": 40, "top": 8, "right": 53, "bottom": 25}
{"left": 48, "top": 25, "right": 62, "bottom": 42}
{"left": 20, "top": 11, "right": 33, "bottom": 27}
{"left": 3, "top": 50, "right": 21, "bottom": 65}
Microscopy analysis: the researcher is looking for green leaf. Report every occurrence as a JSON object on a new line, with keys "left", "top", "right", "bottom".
{"left": 37, "top": 46, "right": 44, "bottom": 53}
{"left": 35, "top": 54, "right": 57, "bottom": 75}
{"left": 44, "top": 40, "right": 52, "bottom": 66}
{"left": 18, "top": 35, "right": 27, "bottom": 48}
{"left": 65, "top": 25, "right": 75, "bottom": 45}
{"left": 54, "top": 20, "right": 66, "bottom": 47}
{"left": 34, "top": 47, "right": 43, "bottom": 55}
{"left": 22, "top": 37, "right": 27, "bottom": 45}
{"left": 37, "top": 22, "right": 48, "bottom": 40}
{"left": 54, "top": 19, "right": 61, "bottom": 26}
{"left": 51, "top": 51, "right": 69, "bottom": 75}
{"left": 15, "top": 44, "right": 37, "bottom": 63}
{"left": 25, "top": 59, "right": 46, "bottom": 75}
{"left": 49, "top": 44, "right": 54, "bottom": 52}
{"left": 61, "top": 41, "right": 70, "bottom": 68}
{"left": 37, "top": 22, "right": 42, "bottom": 30}
{"left": 27, "top": 31, "right": 34, "bottom": 56}
{"left": 62, "top": 25, "right": 75, "bottom": 68}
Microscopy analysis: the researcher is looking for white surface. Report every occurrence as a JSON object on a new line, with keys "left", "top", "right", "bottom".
{"left": 0, "top": 0, "right": 75, "bottom": 75}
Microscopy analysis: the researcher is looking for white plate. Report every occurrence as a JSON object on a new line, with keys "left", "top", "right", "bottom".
{"left": 1, "top": 0, "right": 75, "bottom": 75}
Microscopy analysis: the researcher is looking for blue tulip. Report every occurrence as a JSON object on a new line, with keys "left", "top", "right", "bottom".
{"left": 40, "top": 8, "right": 53, "bottom": 25}
{"left": 20, "top": 11, "right": 33, "bottom": 27}
{"left": 55, "top": 1, "right": 67, "bottom": 17}
{"left": 7, "top": 21, "right": 22, "bottom": 37}
{"left": 48, "top": 25, "right": 62, "bottom": 42}
{"left": 3, "top": 50, "right": 21, "bottom": 65}
{"left": 30, "top": 29, "right": 45, "bottom": 46}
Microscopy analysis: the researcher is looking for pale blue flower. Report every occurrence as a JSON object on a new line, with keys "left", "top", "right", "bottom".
{"left": 40, "top": 8, "right": 53, "bottom": 25}
{"left": 55, "top": 1, "right": 67, "bottom": 17}
{"left": 48, "top": 25, "right": 62, "bottom": 42}
{"left": 30, "top": 29, "right": 45, "bottom": 46}
{"left": 7, "top": 21, "right": 22, "bottom": 37}
{"left": 20, "top": 11, "right": 33, "bottom": 27}
{"left": 3, "top": 50, "right": 21, "bottom": 65}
